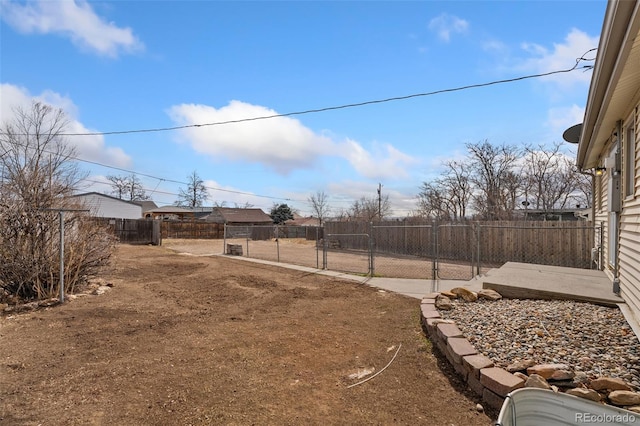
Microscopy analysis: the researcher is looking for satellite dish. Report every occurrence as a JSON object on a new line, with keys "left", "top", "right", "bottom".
{"left": 563, "top": 123, "right": 582, "bottom": 144}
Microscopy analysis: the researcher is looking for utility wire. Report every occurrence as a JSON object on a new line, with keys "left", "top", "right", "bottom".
{"left": 2, "top": 138, "right": 300, "bottom": 202}
{"left": 1, "top": 50, "right": 597, "bottom": 206}
{"left": 0, "top": 49, "right": 596, "bottom": 138}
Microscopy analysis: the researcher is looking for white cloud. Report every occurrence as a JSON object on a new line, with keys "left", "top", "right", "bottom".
{"left": 518, "top": 28, "right": 598, "bottom": 90}
{"left": 168, "top": 101, "right": 334, "bottom": 174}
{"left": 481, "top": 38, "right": 508, "bottom": 54}
{"left": 339, "top": 139, "right": 419, "bottom": 180}
{"left": 0, "top": 0, "right": 143, "bottom": 57}
{"left": 0, "top": 83, "right": 131, "bottom": 167}
{"left": 428, "top": 13, "right": 469, "bottom": 42}
{"left": 546, "top": 104, "right": 585, "bottom": 137}
{"left": 168, "top": 100, "right": 418, "bottom": 179}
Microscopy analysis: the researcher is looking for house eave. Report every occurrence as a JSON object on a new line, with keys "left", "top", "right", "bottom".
{"left": 578, "top": 0, "right": 640, "bottom": 169}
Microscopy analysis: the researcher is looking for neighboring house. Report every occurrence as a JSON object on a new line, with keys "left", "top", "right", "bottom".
{"left": 132, "top": 200, "right": 158, "bottom": 217}
{"left": 576, "top": 1, "right": 640, "bottom": 319}
{"left": 519, "top": 208, "right": 588, "bottom": 222}
{"left": 201, "top": 207, "right": 272, "bottom": 225}
{"left": 144, "top": 206, "right": 195, "bottom": 221}
{"left": 72, "top": 192, "right": 142, "bottom": 219}
{"left": 286, "top": 214, "right": 321, "bottom": 227}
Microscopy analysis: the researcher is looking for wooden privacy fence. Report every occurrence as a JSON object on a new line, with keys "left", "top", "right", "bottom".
{"left": 325, "top": 220, "right": 599, "bottom": 271}
{"left": 94, "top": 218, "right": 162, "bottom": 245}
{"left": 100, "top": 218, "right": 599, "bottom": 274}
{"left": 161, "top": 221, "right": 224, "bottom": 239}
{"left": 477, "top": 222, "right": 596, "bottom": 269}
{"left": 224, "top": 224, "right": 323, "bottom": 241}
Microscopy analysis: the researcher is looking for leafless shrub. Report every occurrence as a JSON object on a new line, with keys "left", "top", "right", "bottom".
{"left": 0, "top": 101, "right": 116, "bottom": 301}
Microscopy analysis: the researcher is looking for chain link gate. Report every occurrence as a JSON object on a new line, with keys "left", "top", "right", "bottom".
{"left": 369, "top": 223, "right": 475, "bottom": 280}
{"left": 322, "top": 233, "right": 372, "bottom": 275}
{"left": 370, "top": 224, "right": 436, "bottom": 279}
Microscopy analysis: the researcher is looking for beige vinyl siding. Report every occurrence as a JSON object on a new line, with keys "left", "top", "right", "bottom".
{"left": 619, "top": 104, "right": 640, "bottom": 321}
{"left": 594, "top": 139, "right": 612, "bottom": 274}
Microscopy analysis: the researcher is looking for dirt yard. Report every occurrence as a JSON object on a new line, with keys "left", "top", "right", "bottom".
{"left": 0, "top": 242, "right": 494, "bottom": 425}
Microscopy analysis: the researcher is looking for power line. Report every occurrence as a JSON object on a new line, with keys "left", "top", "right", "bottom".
{"left": 1, "top": 139, "right": 302, "bottom": 202}
{"left": 1, "top": 49, "right": 596, "bottom": 138}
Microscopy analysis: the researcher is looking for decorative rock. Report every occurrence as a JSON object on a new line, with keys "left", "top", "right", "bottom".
{"left": 429, "top": 294, "right": 640, "bottom": 414}
{"left": 590, "top": 377, "right": 633, "bottom": 391}
{"left": 525, "top": 373, "right": 551, "bottom": 390}
{"left": 440, "top": 290, "right": 458, "bottom": 299}
{"left": 513, "top": 372, "right": 528, "bottom": 381}
{"left": 435, "top": 295, "right": 454, "bottom": 310}
{"left": 549, "top": 369, "right": 575, "bottom": 381}
{"left": 477, "top": 289, "right": 502, "bottom": 301}
{"left": 506, "top": 359, "right": 536, "bottom": 373}
{"left": 526, "top": 364, "right": 571, "bottom": 380}
{"left": 608, "top": 390, "right": 640, "bottom": 406}
{"left": 565, "top": 387, "right": 601, "bottom": 402}
{"left": 626, "top": 406, "right": 640, "bottom": 414}
{"left": 450, "top": 287, "right": 478, "bottom": 302}
{"left": 573, "top": 371, "right": 589, "bottom": 385}
{"left": 550, "top": 380, "right": 578, "bottom": 389}
{"left": 475, "top": 403, "right": 484, "bottom": 413}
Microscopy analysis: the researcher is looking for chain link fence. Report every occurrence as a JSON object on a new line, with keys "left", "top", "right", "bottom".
{"left": 223, "top": 225, "right": 323, "bottom": 269}
{"left": 222, "top": 221, "right": 601, "bottom": 281}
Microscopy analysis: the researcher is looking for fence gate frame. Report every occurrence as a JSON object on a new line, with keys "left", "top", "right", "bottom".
{"left": 323, "top": 233, "right": 372, "bottom": 275}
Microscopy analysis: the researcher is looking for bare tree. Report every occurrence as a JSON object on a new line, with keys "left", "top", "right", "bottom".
{"left": 107, "top": 173, "right": 149, "bottom": 201}
{"left": 574, "top": 170, "right": 593, "bottom": 209}
{"left": 466, "top": 140, "right": 521, "bottom": 220}
{"left": 349, "top": 195, "right": 391, "bottom": 222}
{"left": 521, "top": 143, "right": 588, "bottom": 210}
{"left": 443, "top": 160, "right": 473, "bottom": 221}
{"left": 234, "top": 201, "right": 254, "bottom": 209}
{"left": 0, "top": 102, "right": 116, "bottom": 300}
{"left": 176, "top": 170, "right": 209, "bottom": 208}
{"left": 416, "top": 181, "right": 452, "bottom": 220}
{"left": 308, "top": 190, "right": 331, "bottom": 226}
{"left": 416, "top": 160, "right": 473, "bottom": 221}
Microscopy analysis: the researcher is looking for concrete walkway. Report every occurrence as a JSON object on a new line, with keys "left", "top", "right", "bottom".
{"left": 212, "top": 254, "right": 622, "bottom": 306}
{"left": 212, "top": 253, "right": 482, "bottom": 299}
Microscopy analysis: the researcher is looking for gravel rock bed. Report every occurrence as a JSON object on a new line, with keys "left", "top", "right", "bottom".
{"left": 439, "top": 298, "right": 640, "bottom": 389}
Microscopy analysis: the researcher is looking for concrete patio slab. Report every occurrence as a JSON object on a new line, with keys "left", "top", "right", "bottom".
{"left": 480, "top": 262, "right": 623, "bottom": 306}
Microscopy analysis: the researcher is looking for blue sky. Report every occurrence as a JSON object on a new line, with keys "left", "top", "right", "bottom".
{"left": 0, "top": 0, "right": 604, "bottom": 216}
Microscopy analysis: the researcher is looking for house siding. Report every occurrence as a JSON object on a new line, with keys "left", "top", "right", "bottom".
{"left": 594, "top": 139, "right": 612, "bottom": 274}
{"left": 76, "top": 193, "right": 142, "bottom": 219}
{"left": 620, "top": 104, "right": 640, "bottom": 322}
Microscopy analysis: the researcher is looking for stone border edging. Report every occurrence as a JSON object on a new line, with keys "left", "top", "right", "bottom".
{"left": 420, "top": 293, "right": 525, "bottom": 411}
